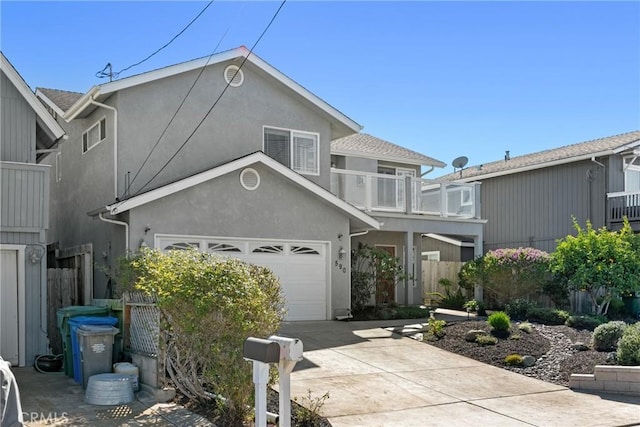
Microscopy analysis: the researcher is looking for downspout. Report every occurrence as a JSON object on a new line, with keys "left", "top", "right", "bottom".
{"left": 89, "top": 99, "right": 118, "bottom": 200}
{"left": 349, "top": 230, "right": 370, "bottom": 238}
{"left": 421, "top": 165, "right": 435, "bottom": 177}
{"left": 99, "top": 213, "right": 129, "bottom": 253}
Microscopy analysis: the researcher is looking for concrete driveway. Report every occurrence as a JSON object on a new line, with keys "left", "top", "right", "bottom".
{"left": 278, "top": 318, "right": 640, "bottom": 427}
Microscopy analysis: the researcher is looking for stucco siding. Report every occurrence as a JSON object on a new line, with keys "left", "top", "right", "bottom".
{"left": 127, "top": 164, "right": 351, "bottom": 317}
{"left": 115, "top": 60, "right": 334, "bottom": 199}
{"left": 481, "top": 159, "right": 606, "bottom": 253}
{"left": 1, "top": 70, "right": 35, "bottom": 163}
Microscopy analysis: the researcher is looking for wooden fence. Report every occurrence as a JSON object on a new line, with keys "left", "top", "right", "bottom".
{"left": 47, "top": 268, "right": 79, "bottom": 354}
{"left": 421, "top": 260, "right": 466, "bottom": 304}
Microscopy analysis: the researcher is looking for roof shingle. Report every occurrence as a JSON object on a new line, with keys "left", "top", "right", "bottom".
{"left": 331, "top": 133, "right": 445, "bottom": 167}
{"left": 439, "top": 131, "right": 640, "bottom": 181}
{"left": 37, "top": 88, "right": 84, "bottom": 113}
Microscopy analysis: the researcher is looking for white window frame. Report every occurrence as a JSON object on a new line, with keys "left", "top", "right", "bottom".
{"left": 623, "top": 155, "right": 640, "bottom": 192}
{"left": 460, "top": 187, "right": 473, "bottom": 206}
{"left": 263, "top": 126, "right": 320, "bottom": 176}
{"left": 82, "top": 116, "right": 106, "bottom": 154}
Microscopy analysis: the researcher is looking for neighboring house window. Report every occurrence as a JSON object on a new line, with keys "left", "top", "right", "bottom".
{"left": 55, "top": 152, "right": 62, "bottom": 182}
{"left": 263, "top": 127, "right": 319, "bottom": 175}
{"left": 624, "top": 156, "right": 640, "bottom": 192}
{"left": 422, "top": 251, "right": 440, "bottom": 261}
{"left": 82, "top": 117, "right": 106, "bottom": 153}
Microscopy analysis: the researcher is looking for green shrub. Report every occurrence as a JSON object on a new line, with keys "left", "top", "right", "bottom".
{"left": 592, "top": 321, "right": 628, "bottom": 351}
{"left": 566, "top": 315, "right": 607, "bottom": 331}
{"left": 606, "top": 297, "right": 628, "bottom": 320}
{"left": 425, "top": 317, "right": 446, "bottom": 339}
{"left": 429, "top": 278, "right": 467, "bottom": 310}
{"left": 122, "top": 249, "right": 284, "bottom": 423}
{"left": 476, "top": 335, "right": 498, "bottom": 345}
{"left": 504, "top": 354, "right": 523, "bottom": 365}
{"left": 488, "top": 311, "right": 511, "bottom": 332}
{"left": 526, "top": 307, "right": 570, "bottom": 325}
{"left": 518, "top": 322, "right": 533, "bottom": 334}
{"left": 505, "top": 298, "right": 538, "bottom": 320}
{"left": 617, "top": 323, "right": 640, "bottom": 365}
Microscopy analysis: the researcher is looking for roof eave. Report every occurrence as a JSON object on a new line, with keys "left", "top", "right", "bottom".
{"left": 105, "top": 152, "right": 380, "bottom": 230}
{"left": 450, "top": 150, "right": 615, "bottom": 182}
{"left": 35, "top": 88, "right": 67, "bottom": 117}
{"left": 331, "top": 148, "right": 446, "bottom": 168}
{"left": 0, "top": 53, "right": 65, "bottom": 139}
{"left": 63, "top": 86, "right": 101, "bottom": 121}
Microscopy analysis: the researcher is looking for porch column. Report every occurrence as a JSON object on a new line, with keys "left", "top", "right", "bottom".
{"left": 404, "top": 232, "right": 414, "bottom": 305}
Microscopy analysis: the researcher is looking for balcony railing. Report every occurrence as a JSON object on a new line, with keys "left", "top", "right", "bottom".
{"left": 607, "top": 190, "right": 640, "bottom": 223}
{"left": 330, "top": 169, "right": 479, "bottom": 218}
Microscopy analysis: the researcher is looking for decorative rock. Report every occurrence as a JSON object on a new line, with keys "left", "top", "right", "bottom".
{"left": 522, "top": 355, "right": 536, "bottom": 367}
{"left": 572, "top": 342, "right": 589, "bottom": 351}
{"left": 606, "top": 352, "right": 617, "bottom": 363}
{"left": 465, "top": 330, "right": 488, "bottom": 342}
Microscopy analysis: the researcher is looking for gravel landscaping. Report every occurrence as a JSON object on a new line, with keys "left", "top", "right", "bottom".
{"left": 424, "top": 320, "right": 615, "bottom": 386}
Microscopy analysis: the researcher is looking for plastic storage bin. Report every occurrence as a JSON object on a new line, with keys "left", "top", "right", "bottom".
{"left": 69, "top": 316, "right": 118, "bottom": 383}
{"left": 77, "top": 325, "right": 119, "bottom": 389}
{"left": 57, "top": 306, "right": 110, "bottom": 377}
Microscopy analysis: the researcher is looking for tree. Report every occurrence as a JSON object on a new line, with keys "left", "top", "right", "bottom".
{"left": 550, "top": 218, "right": 640, "bottom": 315}
{"left": 350, "top": 243, "right": 406, "bottom": 311}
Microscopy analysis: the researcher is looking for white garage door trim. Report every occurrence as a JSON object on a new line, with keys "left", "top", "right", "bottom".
{"left": 155, "top": 234, "right": 331, "bottom": 321}
{"left": 0, "top": 245, "right": 26, "bottom": 367}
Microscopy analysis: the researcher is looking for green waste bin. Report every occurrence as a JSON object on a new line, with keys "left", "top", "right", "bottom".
{"left": 57, "top": 306, "right": 110, "bottom": 377}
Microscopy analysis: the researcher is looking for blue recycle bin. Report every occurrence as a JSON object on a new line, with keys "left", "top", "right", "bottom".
{"left": 69, "top": 316, "right": 118, "bottom": 384}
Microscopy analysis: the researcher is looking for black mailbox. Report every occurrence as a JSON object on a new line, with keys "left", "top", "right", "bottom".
{"left": 243, "top": 337, "right": 280, "bottom": 364}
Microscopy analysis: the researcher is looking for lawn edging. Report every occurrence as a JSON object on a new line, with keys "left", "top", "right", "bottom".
{"left": 569, "top": 365, "right": 640, "bottom": 396}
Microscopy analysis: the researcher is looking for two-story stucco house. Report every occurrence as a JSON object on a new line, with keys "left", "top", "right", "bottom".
{"left": 1, "top": 52, "right": 65, "bottom": 366}
{"left": 439, "top": 131, "right": 640, "bottom": 255}
{"left": 37, "top": 47, "right": 484, "bottom": 320}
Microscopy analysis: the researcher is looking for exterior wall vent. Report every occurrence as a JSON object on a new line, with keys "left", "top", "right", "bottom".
{"left": 240, "top": 168, "right": 260, "bottom": 191}
{"left": 224, "top": 65, "right": 244, "bottom": 87}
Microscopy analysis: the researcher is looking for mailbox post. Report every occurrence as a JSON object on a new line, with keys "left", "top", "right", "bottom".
{"left": 243, "top": 335, "right": 304, "bottom": 427}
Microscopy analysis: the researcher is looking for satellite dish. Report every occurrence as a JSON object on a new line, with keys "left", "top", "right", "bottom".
{"left": 452, "top": 156, "right": 469, "bottom": 169}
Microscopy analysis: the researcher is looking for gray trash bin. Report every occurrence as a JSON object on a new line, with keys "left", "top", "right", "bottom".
{"left": 77, "top": 325, "right": 119, "bottom": 389}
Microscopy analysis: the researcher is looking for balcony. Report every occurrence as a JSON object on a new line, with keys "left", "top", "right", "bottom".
{"left": 607, "top": 191, "right": 640, "bottom": 228}
{"left": 330, "top": 169, "right": 480, "bottom": 218}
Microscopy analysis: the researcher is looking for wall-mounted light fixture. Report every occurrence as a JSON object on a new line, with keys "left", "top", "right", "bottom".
{"left": 338, "top": 247, "right": 346, "bottom": 260}
{"left": 28, "top": 247, "right": 43, "bottom": 264}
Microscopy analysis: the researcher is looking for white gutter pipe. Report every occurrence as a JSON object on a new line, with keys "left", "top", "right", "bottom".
{"left": 421, "top": 165, "right": 436, "bottom": 177}
{"left": 591, "top": 157, "right": 605, "bottom": 168}
{"left": 89, "top": 98, "right": 118, "bottom": 199}
{"left": 99, "top": 213, "right": 129, "bottom": 253}
{"left": 349, "top": 230, "right": 370, "bottom": 238}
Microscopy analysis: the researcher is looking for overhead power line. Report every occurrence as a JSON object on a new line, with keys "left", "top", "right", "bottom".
{"left": 96, "top": 1, "right": 214, "bottom": 80}
{"left": 130, "top": 0, "right": 287, "bottom": 197}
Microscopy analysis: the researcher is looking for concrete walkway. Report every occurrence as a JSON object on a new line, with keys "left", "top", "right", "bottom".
{"left": 278, "top": 317, "right": 640, "bottom": 427}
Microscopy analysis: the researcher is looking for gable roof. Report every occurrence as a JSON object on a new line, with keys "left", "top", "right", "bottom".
{"left": 36, "top": 88, "right": 83, "bottom": 115}
{"left": 439, "top": 131, "right": 640, "bottom": 182}
{"left": 61, "top": 47, "right": 361, "bottom": 138}
{"left": 331, "top": 133, "right": 446, "bottom": 168}
{"left": 103, "top": 151, "right": 380, "bottom": 230}
{"left": 0, "top": 52, "right": 65, "bottom": 142}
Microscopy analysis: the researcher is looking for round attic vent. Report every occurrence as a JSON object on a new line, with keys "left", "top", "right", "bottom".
{"left": 224, "top": 65, "right": 244, "bottom": 87}
{"left": 240, "top": 168, "right": 260, "bottom": 191}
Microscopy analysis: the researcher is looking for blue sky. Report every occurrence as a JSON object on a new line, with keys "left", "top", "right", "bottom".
{"left": 2, "top": 1, "right": 639, "bottom": 177}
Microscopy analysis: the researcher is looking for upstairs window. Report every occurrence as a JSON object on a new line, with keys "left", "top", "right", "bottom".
{"left": 264, "top": 127, "right": 319, "bottom": 175}
{"left": 624, "top": 156, "right": 640, "bottom": 192}
{"left": 82, "top": 117, "right": 106, "bottom": 153}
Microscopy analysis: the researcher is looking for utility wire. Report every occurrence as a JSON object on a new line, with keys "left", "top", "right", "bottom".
{"left": 96, "top": 1, "right": 214, "bottom": 80}
{"left": 122, "top": 23, "right": 234, "bottom": 198}
{"left": 131, "top": 0, "right": 287, "bottom": 197}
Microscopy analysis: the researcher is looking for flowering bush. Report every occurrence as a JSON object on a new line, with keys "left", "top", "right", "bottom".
{"left": 477, "top": 247, "right": 551, "bottom": 307}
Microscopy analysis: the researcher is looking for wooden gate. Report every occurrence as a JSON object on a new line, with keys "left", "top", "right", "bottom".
{"left": 422, "top": 260, "right": 465, "bottom": 304}
{"left": 47, "top": 268, "right": 79, "bottom": 354}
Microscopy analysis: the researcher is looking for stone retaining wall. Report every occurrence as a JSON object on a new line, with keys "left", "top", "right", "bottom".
{"left": 569, "top": 365, "right": 640, "bottom": 396}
